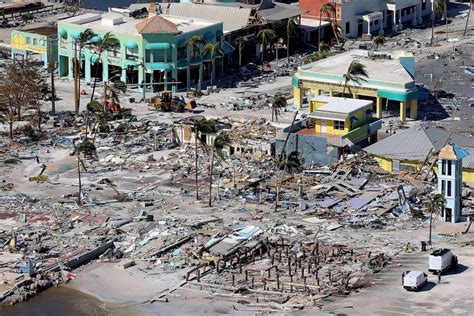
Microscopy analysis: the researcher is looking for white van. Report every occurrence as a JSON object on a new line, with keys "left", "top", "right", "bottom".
{"left": 403, "top": 271, "right": 428, "bottom": 291}
{"left": 429, "top": 248, "right": 457, "bottom": 274}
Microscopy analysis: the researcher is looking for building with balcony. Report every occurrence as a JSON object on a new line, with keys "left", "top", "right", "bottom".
{"left": 293, "top": 49, "right": 418, "bottom": 122}
{"left": 11, "top": 26, "right": 58, "bottom": 71}
{"left": 300, "top": 0, "right": 434, "bottom": 38}
{"left": 275, "top": 96, "right": 382, "bottom": 166}
{"left": 57, "top": 12, "right": 226, "bottom": 92}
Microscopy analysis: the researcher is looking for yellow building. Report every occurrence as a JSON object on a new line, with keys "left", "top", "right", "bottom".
{"left": 293, "top": 50, "right": 418, "bottom": 122}
{"left": 365, "top": 124, "right": 474, "bottom": 183}
{"left": 307, "top": 96, "right": 381, "bottom": 145}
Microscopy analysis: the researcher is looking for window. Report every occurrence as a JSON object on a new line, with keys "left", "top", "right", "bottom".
{"left": 447, "top": 180, "right": 452, "bottom": 197}
{"left": 26, "top": 37, "right": 31, "bottom": 45}
{"left": 145, "top": 49, "right": 172, "bottom": 63}
{"left": 442, "top": 160, "right": 446, "bottom": 175}
{"left": 333, "top": 120, "right": 345, "bottom": 130}
{"left": 346, "top": 22, "right": 350, "bottom": 34}
{"left": 441, "top": 180, "right": 446, "bottom": 195}
{"left": 177, "top": 46, "right": 187, "bottom": 60}
{"left": 107, "top": 45, "right": 121, "bottom": 58}
{"left": 33, "top": 38, "right": 37, "bottom": 46}
{"left": 447, "top": 160, "right": 452, "bottom": 176}
{"left": 422, "top": 1, "right": 427, "bottom": 11}
{"left": 126, "top": 47, "right": 138, "bottom": 60}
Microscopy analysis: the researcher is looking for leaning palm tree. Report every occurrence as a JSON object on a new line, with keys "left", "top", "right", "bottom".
{"left": 202, "top": 42, "right": 224, "bottom": 86}
{"left": 75, "top": 28, "right": 96, "bottom": 115}
{"left": 209, "top": 132, "right": 230, "bottom": 207}
{"left": 342, "top": 61, "right": 369, "bottom": 97}
{"left": 271, "top": 95, "right": 287, "bottom": 122}
{"left": 464, "top": 0, "right": 472, "bottom": 37}
{"left": 431, "top": 0, "right": 446, "bottom": 44}
{"left": 191, "top": 118, "right": 214, "bottom": 201}
{"left": 73, "top": 139, "right": 97, "bottom": 205}
{"left": 186, "top": 35, "right": 206, "bottom": 95}
{"left": 424, "top": 193, "right": 446, "bottom": 245}
{"left": 373, "top": 35, "right": 386, "bottom": 50}
{"left": 90, "top": 32, "right": 119, "bottom": 103}
{"left": 286, "top": 18, "right": 298, "bottom": 63}
{"left": 257, "top": 28, "right": 277, "bottom": 71}
{"left": 319, "top": 3, "right": 336, "bottom": 50}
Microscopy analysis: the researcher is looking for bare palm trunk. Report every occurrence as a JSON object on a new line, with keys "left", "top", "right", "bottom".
{"left": 429, "top": 209, "right": 433, "bottom": 245}
{"left": 431, "top": 14, "right": 435, "bottom": 44}
{"left": 261, "top": 43, "right": 264, "bottom": 72}
{"left": 464, "top": 0, "right": 472, "bottom": 37}
{"left": 445, "top": 0, "right": 449, "bottom": 41}
{"left": 208, "top": 147, "right": 214, "bottom": 207}
{"left": 211, "top": 60, "right": 214, "bottom": 86}
{"left": 187, "top": 46, "right": 191, "bottom": 96}
{"left": 90, "top": 51, "right": 102, "bottom": 104}
{"left": 239, "top": 43, "right": 242, "bottom": 74}
{"left": 287, "top": 35, "right": 290, "bottom": 64}
{"left": 195, "top": 135, "right": 199, "bottom": 200}
{"left": 74, "top": 42, "right": 79, "bottom": 116}
{"left": 77, "top": 152, "right": 82, "bottom": 205}
{"left": 318, "top": 15, "right": 322, "bottom": 50}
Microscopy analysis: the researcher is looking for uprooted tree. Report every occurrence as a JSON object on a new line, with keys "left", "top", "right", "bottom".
{"left": 0, "top": 61, "right": 48, "bottom": 141}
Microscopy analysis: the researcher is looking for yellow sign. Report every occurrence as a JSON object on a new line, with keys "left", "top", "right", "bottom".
{"left": 11, "top": 33, "right": 47, "bottom": 54}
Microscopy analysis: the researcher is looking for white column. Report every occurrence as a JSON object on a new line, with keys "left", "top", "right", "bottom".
{"left": 367, "top": 20, "right": 371, "bottom": 35}
{"left": 398, "top": 9, "right": 402, "bottom": 31}
{"left": 412, "top": 6, "right": 418, "bottom": 26}
{"left": 392, "top": 9, "right": 397, "bottom": 32}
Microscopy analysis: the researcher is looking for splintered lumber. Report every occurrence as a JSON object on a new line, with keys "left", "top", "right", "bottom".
{"left": 152, "top": 233, "right": 195, "bottom": 257}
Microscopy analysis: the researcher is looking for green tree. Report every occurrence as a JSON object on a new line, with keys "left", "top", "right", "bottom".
{"left": 424, "top": 193, "right": 446, "bottom": 245}
{"left": 202, "top": 42, "right": 224, "bottom": 86}
{"left": 89, "top": 32, "right": 119, "bottom": 103}
{"left": 74, "top": 28, "right": 96, "bottom": 115}
{"left": 271, "top": 95, "right": 287, "bottom": 122}
{"left": 209, "top": 132, "right": 230, "bottom": 207}
{"left": 191, "top": 118, "right": 214, "bottom": 200}
{"left": 186, "top": 35, "right": 206, "bottom": 95}
{"left": 319, "top": 42, "right": 330, "bottom": 54}
{"left": 342, "top": 61, "right": 369, "bottom": 97}
{"left": 257, "top": 28, "right": 277, "bottom": 71}
{"left": 373, "top": 35, "right": 386, "bottom": 50}
{"left": 319, "top": 3, "right": 336, "bottom": 50}
{"left": 431, "top": 0, "right": 446, "bottom": 44}
{"left": 73, "top": 139, "right": 97, "bottom": 205}
{"left": 286, "top": 18, "right": 298, "bottom": 63}
{"left": 463, "top": 0, "right": 472, "bottom": 37}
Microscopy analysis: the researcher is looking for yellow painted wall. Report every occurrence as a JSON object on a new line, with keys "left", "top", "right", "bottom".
{"left": 309, "top": 101, "right": 327, "bottom": 113}
{"left": 371, "top": 156, "right": 474, "bottom": 183}
{"left": 315, "top": 118, "right": 346, "bottom": 135}
{"left": 294, "top": 87, "right": 302, "bottom": 108}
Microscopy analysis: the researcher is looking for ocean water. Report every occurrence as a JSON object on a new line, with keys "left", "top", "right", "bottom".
{"left": 81, "top": 0, "right": 139, "bottom": 11}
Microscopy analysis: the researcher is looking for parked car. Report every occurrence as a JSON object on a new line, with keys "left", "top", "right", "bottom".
{"left": 429, "top": 248, "right": 458, "bottom": 274}
{"left": 403, "top": 271, "right": 428, "bottom": 291}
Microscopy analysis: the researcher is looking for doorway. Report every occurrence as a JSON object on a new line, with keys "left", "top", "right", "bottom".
{"left": 320, "top": 120, "right": 327, "bottom": 133}
{"left": 445, "top": 208, "right": 452, "bottom": 222}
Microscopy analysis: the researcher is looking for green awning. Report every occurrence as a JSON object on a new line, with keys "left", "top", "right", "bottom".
{"left": 124, "top": 60, "right": 138, "bottom": 68}
{"left": 90, "top": 54, "right": 100, "bottom": 64}
{"left": 190, "top": 56, "right": 202, "bottom": 65}
{"left": 146, "top": 43, "right": 171, "bottom": 50}
{"left": 147, "top": 62, "right": 173, "bottom": 70}
{"left": 377, "top": 89, "right": 418, "bottom": 102}
{"left": 176, "top": 60, "right": 188, "bottom": 69}
{"left": 124, "top": 41, "right": 138, "bottom": 49}
{"left": 71, "top": 31, "right": 81, "bottom": 39}
{"left": 58, "top": 28, "right": 67, "bottom": 38}
{"left": 90, "top": 35, "right": 102, "bottom": 43}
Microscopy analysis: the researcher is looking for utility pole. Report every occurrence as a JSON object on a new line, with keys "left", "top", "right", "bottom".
{"left": 48, "top": 37, "right": 56, "bottom": 115}
{"left": 74, "top": 41, "right": 79, "bottom": 116}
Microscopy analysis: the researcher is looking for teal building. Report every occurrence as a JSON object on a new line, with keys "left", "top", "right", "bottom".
{"left": 11, "top": 26, "right": 58, "bottom": 70}
{"left": 57, "top": 12, "right": 227, "bottom": 92}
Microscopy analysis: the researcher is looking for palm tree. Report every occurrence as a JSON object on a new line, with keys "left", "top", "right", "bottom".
{"left": 271, "top": 95, "right": 287, "bottom": 122}
{"left": 186, "top": 35, "right": 206, "bottom": 95}
{"left": 75, "top": 28, "right": 96, "bottom": 115}
{"left": 424, "top": 193, "right": 446, "bottom": 245}
{"left": 286, "top": 18, "right": 298, "bottom": 63}
{"left": 191, "top": 118, "right": 214, "bottom": 200}
{"left": 257, "top": 28, "right": 277, "bottom": 71}
{"left": 319, "top": 42, "right": 330, "bottom": 54}
{"left": 73, "top": 139, "right": 97, "bottom": 205}
{"left": 279, "top": 151, "right": 302, "bottom": 173}
{"left": 319, "top": 3, "right": 336, "bottom": 50}
{"left": 342, "top": 61, "right": 369, "bottom": 97}
{"left": 209, "top": 132, "right": 230, "bottom": 207}
{"left": 464, "top": 0, "right": 472, "bottom": 37}
{"left": 238, "top": 36, "right": 249, "bottom": 74}
{"left": 104, "top": 80, "right": 127, "bottom": 105}
{"left": 330, "top": 20, "right": 342, "bottom": 46}
{"left": 202, "top": 42, "right": 224, "bottom": 86}
{"left": 90, "top": 32, "right": 119, "bottom": 103}
{"left": 373, "top": 35, "right": 386, "bottom": 50}
{"left": 431, "top": 0, "right": 446, "bottom": 44}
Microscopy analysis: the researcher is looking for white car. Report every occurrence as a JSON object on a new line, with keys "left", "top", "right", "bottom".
{"left": 403, "top": 271, "right": 428, "bottom": 291}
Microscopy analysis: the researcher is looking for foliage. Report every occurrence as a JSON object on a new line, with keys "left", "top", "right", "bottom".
{"left": 279, "top": 151, "right": 302, "bottom": 173}
{"left": 87, "top": 101, "right": 102, "bottom": 113}
{"left": 29, "top": 175, "right": 48, "bottom": 183}
{"left": 213, "top": 132, "right": 230, "bottom": 159}
{"left": 373, "top": 35, "right": 386, "bottom": 49}
{"left": 342, "top": 62, "right": 369, "bottom": 96}
{"left": 77, "top": 139, "right": 98, "bottom": 159}
{"left": 303, "top": 51, "right": 328, "bottom": 64}
{"left": 271, "top": 95, "right": 287, "bottom": 122}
